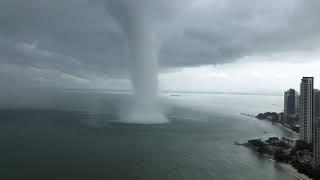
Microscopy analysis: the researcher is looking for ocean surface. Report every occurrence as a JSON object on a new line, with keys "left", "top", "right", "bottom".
{"left": 0, "top": 91, "right": 299, "bottom": 180}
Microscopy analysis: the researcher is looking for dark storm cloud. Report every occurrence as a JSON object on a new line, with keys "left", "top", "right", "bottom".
{"left": 160, "top": 0, "right": 320, "bottom": 67}
{"left": 0, "top": 0, "right": 320, "bottom": 87}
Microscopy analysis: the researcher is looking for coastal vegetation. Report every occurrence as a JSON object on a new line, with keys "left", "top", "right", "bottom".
{"left": 245, "top": 137, "right": 320, "bottom": 179}
{"left": 256, "top": 112, "right": 279, "bottom": 122}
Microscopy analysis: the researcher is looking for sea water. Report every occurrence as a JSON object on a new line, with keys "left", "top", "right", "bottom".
{"left": 0, "top": 91, "right": 298, "bottom": 180}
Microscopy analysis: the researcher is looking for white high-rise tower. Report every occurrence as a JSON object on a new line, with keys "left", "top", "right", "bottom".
{"left": 299, "top": 77, "right": 314, "bottom": 143}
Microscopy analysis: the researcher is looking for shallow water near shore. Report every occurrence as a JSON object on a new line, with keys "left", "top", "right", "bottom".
{"left": 0, "top": 91, "right": 299, "bottom": 179}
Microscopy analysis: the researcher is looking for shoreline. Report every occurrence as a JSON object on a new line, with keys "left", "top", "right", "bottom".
{"left": 277, "top": 162, "right": 312, "bottom": 180}
{"left": 240, "top": 112, "right": 299, "bottom": 136}
{"left": 259, "top": 149, "right": 312, "bottom": 180}
{"left": 275, "top": 122, "right": 299, "bottom": 137}
{"left": 243, "top": 143, "right": 312, "bottom": 179}
{"left": 263, "top": 154, "right": 311, "bottom": 180}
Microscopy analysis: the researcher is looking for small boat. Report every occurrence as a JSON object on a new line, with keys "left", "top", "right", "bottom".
{"left": 170, "top": 94, "right": 181, "bottom": 97}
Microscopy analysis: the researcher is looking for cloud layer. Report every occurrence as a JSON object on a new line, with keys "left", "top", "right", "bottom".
{"left": 0, "top": 0, "right": 320, "bottom": 88}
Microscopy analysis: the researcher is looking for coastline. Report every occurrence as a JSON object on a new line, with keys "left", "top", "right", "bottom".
{"left": 240, "top": 112, "right": 299, "bottom": 137}
{"left": 276, "top": 122, "right": 299, "bottom": 137}
{"left": 241, "top": 112, "right": 313, "bottom": 179}
{"left": 275, "top": 124, "right": 310, "bottom": 179}
{"left": 277, "top": 162, "right": 312, "bottom": 180}
{"left": 243, "top": 142, "right": 312, "bottom": 179}
{"left": 257, "top": 148, "right": 312, "bottom": 180}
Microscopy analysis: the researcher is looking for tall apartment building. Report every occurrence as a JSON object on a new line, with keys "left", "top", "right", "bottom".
{"left": 284, "top": 89, "right": 296, "bottom": 115}
{"left": 299, "top": 77, "right": 314, "bottom": 143}
{"left": 313, "top": 90, "right": 320, "bottom": 168}
{"left": 295, "top": 94, "right": 300, "bottom": 116}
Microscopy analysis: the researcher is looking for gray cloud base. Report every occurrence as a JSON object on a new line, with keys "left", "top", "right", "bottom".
{"left": 0, "top": 0, "right": 320, "bottom": 89}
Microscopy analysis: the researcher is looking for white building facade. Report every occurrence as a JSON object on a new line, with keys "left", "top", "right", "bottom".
{"left": 299, "top": 77, "right": 314, "bottom": 143}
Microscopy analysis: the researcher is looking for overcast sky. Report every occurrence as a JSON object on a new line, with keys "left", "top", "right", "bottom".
{"left": 1, "top": 0, "right": 320, "bottom": 94}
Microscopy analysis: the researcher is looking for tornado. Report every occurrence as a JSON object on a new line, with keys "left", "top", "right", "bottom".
{"left": 104, "top": 0, "right": 196, "bottom": 124}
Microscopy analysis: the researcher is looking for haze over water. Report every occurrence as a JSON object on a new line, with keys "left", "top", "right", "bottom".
{"left": 0, "top": 91, "right": 299, "bottom": 180}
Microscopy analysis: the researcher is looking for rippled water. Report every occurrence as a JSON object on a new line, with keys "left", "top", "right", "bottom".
{"left": 0, "top": 92, "right": 298, "bottom": 179}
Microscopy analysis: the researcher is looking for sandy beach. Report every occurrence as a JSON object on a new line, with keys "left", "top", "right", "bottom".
{"left": 279, "top": 124, "right": 299, "bottom": 137}
{"left": 246, "top": 143, "right": 312, "bottom": 179}
{"left": 277, "top": 163, "right": 312, "bottom": 180}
